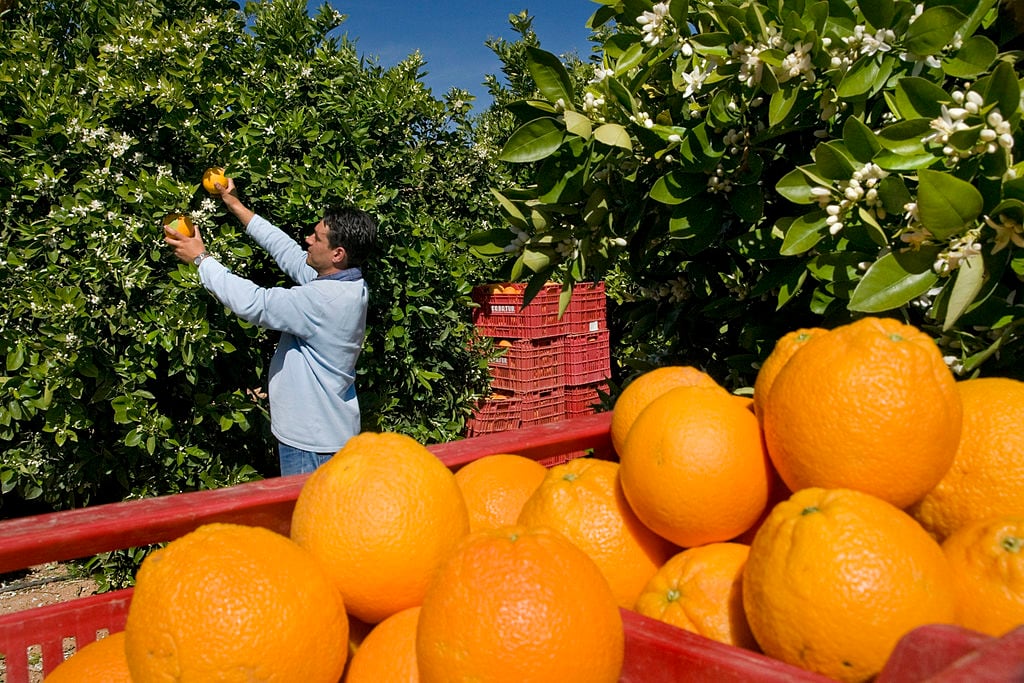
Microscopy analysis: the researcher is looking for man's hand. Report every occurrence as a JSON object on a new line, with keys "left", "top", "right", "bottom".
{"left": 214, "top": 176, "right": 256, "bottom": 228}
{"left": 164, "top": 222, "right": 207, "bottom": 264}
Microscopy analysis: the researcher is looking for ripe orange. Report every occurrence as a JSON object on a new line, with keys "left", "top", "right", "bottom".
{"left": 909, "top": 377, "right": 1024, "bottom": 542}
{"left": 761, "top": 316, "right": 961, "bottom": 509}
{"left": 610, "top": 365, "right": 723, "bottom": 455}
{"left": 344, "top": 606, "right": 421, "bottom": 683}
{"left": 517, "top": 457, "right": 677, "bottom": 608}
{"left": 752, "top": 327, "right": 828, "bottom": 420}
{"left": 942, "top": 515, "right": 1024, "bottom": 637}
{"left": 454, "top": 453, "right": 547, "bottom": 532}
{"left": 742, "top": 487, "right": 956, "bottom": 683}
{"left": 45, "top": 631, "right": 131, "bottom": 683}
{"left": 619, "top": 386, "right": 773, "bottom": 547}
{"left": 290, "top": 431, "right": 470, "bottom": 623}
{"left": 202, "top": 166, "right": 227, "bottom": 193}
{"left": 124, "top": 523, "right": 349, "bottom": 683}
{"left": 634, "top": 543, "right": 758, "bottom": 650}
{"left": 416, "top": 525, "right": 624, "bottom": 683}
{"left": 161, "top": 212, "right": 194, "bottom": 237}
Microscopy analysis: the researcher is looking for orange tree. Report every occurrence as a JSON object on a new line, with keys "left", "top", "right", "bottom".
{"left": 0, "top": 0, "right": 502, "bottom": 514}
{"left": 477, "top": 0, "right": 1024, "bottom": 388}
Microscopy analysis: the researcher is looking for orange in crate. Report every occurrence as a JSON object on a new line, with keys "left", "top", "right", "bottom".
{"left": 0, "top": 414, "right": 1019, "bottom": 683}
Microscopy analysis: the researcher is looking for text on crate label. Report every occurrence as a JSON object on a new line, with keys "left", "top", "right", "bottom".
{"left": 490, "top": 305, "right": 518, "bottom": 313}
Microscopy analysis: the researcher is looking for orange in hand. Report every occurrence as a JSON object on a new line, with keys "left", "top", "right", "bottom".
{"left": 162, "top": 212, "right": 194, "bottom": 237}
{"left": 202, "top": 166, "right": 227, "bottom": 193}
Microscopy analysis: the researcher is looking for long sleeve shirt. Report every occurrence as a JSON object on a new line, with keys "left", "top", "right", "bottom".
{"left": 197, "top": 214, "right": 368, "bottom": 452}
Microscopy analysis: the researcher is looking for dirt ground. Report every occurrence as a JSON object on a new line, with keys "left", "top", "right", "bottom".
{"left": 0, "top": 564, "right": 99, "bottom": 683}
{"left": 0, "top": 563, "right": 98, "bottom": 616}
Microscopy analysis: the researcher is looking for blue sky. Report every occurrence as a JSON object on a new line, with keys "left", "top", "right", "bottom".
{"left": 309, "top": 1, "right": 599, "bottom": 108}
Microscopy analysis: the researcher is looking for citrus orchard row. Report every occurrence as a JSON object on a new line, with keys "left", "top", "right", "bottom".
{"left": 45, "top": 316, "right": 1023, "bottom": 683}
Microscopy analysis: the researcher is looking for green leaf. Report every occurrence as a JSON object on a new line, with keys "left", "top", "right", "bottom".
{"left": 916, "top": 169, "right": 984, "bottom": 239}
{"left": 526, "top": 47, "right": 575, "bottom": 108}
{"left": 943, "top": 35, "right": 997, "bottom": 78}
{"left": 977, "top": 61, "right": 1021, "bottom": 121}
{"left": 877, "top": 175, "right": 913, "bottom": 215}
{"left": 943, "top": 253, "right": 985, "bottom": 330}
{"left": 848, "top": 251, "right": 940, "bottom": 312}
{"left": 522, "top": 247, "right": 553, "bottom": 273}
{"left": 730, "top": 184, "right": 764, "bottom": 223}
{"left": 776, "top": 167, "right": 820, "bottom": 204}
{"left": 873, "top": 150, "right": 939, "bottom": 171}
{"left": 669, "top": 0, "right": 690, "bottom": 28}
{"left": 606, "top": 76, "right": 636, "bottom": 112}
{"left": 990, "top": 198, "right": 1024, "bottom": 225}
{"left": 813, "top": 142, "right": 854, "bottom": 181}
{"left": 6, "top": 345, "right": 24, "bottom": 371}
{"left": 564, "top": 111, "right": 592, "bottom": 139}
{"left": 893, "top": 77, "right": 950, "bottom": 119}
{"left": 490, "top": 189, "right": 529, "bottom": 228}
{"left": 857, "top": 0, "right": 894, "bottom": 30}
{"left": 1001, "top": 177, "right": 1024, "bottom": 204}
{"left": 498, "top": 118, "right": 565, "bottom": 163}
{"left": 614, "top": 42, "right": 647, "bottom": 75}
{"left": 779, "top": 211, "right": 829, "bottom": 256}
{"left": 593, "top": 123, "right": 633, "bottom": 150}
{"left": 876, "top": 119, "right": 932, "bottom": 155}
{"left": 768, "top": 87, "right": 799, "bottom": 127}
{"left": 842, "top": 117, "right": 881, "bottom": 163}
{"left": 466, "top": 228, "right": 512, "bottom": 256}
{"left": 837, "top": 55, "right": 884, "bottom": 99}
{"left": 650, "top": 171, "right": 704, "bottom": 205}
{"left": 906, "top": 6, "right": 967, "bottom": 56}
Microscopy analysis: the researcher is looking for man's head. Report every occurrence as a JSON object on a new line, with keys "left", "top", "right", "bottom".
{"left": 323, "top": 206, "right": 377, "bottom": 268}
{"left": 306, "top": 206, "right": 378, "bottom": 274}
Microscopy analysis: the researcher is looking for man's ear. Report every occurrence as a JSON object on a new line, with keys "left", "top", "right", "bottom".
{"left": 332, "top": 246, "right": 348, "bottom": 268}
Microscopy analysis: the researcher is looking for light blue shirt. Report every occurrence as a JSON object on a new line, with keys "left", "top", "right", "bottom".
{"left": 197, "top": 214, "right": 368, "bottom": 452}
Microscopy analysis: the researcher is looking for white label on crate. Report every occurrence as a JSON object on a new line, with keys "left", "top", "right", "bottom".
{"left": 588, "top": 320, "right": 600, "bottom": 332}
{"left": 491, "top": 305, "right": 517, "bottom": 313}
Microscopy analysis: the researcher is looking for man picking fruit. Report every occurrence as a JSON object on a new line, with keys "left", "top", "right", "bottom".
{"left": 164, "top": 175, "right": 377, "bottom": 476}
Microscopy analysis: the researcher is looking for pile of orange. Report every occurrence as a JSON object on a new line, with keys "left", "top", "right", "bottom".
{"left": 608, "top": 316, "right": 1024, "bottom": 682}
{"left": 48, "top": 317, "right": 1024, "bottom": 683}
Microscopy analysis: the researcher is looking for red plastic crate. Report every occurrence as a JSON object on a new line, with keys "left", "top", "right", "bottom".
{"left": 563, "top": 330, "right": 611, "bottom": 384}
{"left": 566, "top": 382, "right": 609, "bottom": 417}
{"left": 564, "top": 281, "right": 607, "bottom": 334}
{"left": 519, "top": 387, "right": 566, "bottom": 426}
{"left": 488, "top": 337, "right": 565, "bottom": 394}
{"left": 471, "top": 283, "right": 568, "bottom": 339}
{"left": 0, "top": 414, "right": 1020, "bottom": 682}
{"left": 465, "top": 393, "right": 521, "bottom": 437}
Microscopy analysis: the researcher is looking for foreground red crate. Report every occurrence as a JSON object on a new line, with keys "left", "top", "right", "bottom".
{"left": 0, "top": 413, "right": 1020, "bottom": 682}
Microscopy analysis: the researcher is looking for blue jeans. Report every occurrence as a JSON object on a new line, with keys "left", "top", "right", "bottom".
{"left": 278, "top": 443, "right": 334, "bottom": 476}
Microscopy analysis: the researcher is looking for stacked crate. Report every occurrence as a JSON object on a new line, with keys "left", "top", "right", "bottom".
{"left": 467, "top": 282, "right": 610, "bottom": 438}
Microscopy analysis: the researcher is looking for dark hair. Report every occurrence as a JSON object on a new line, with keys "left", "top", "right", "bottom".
{"left": 322, "top": 206, "right": 378, "bottom": 268}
